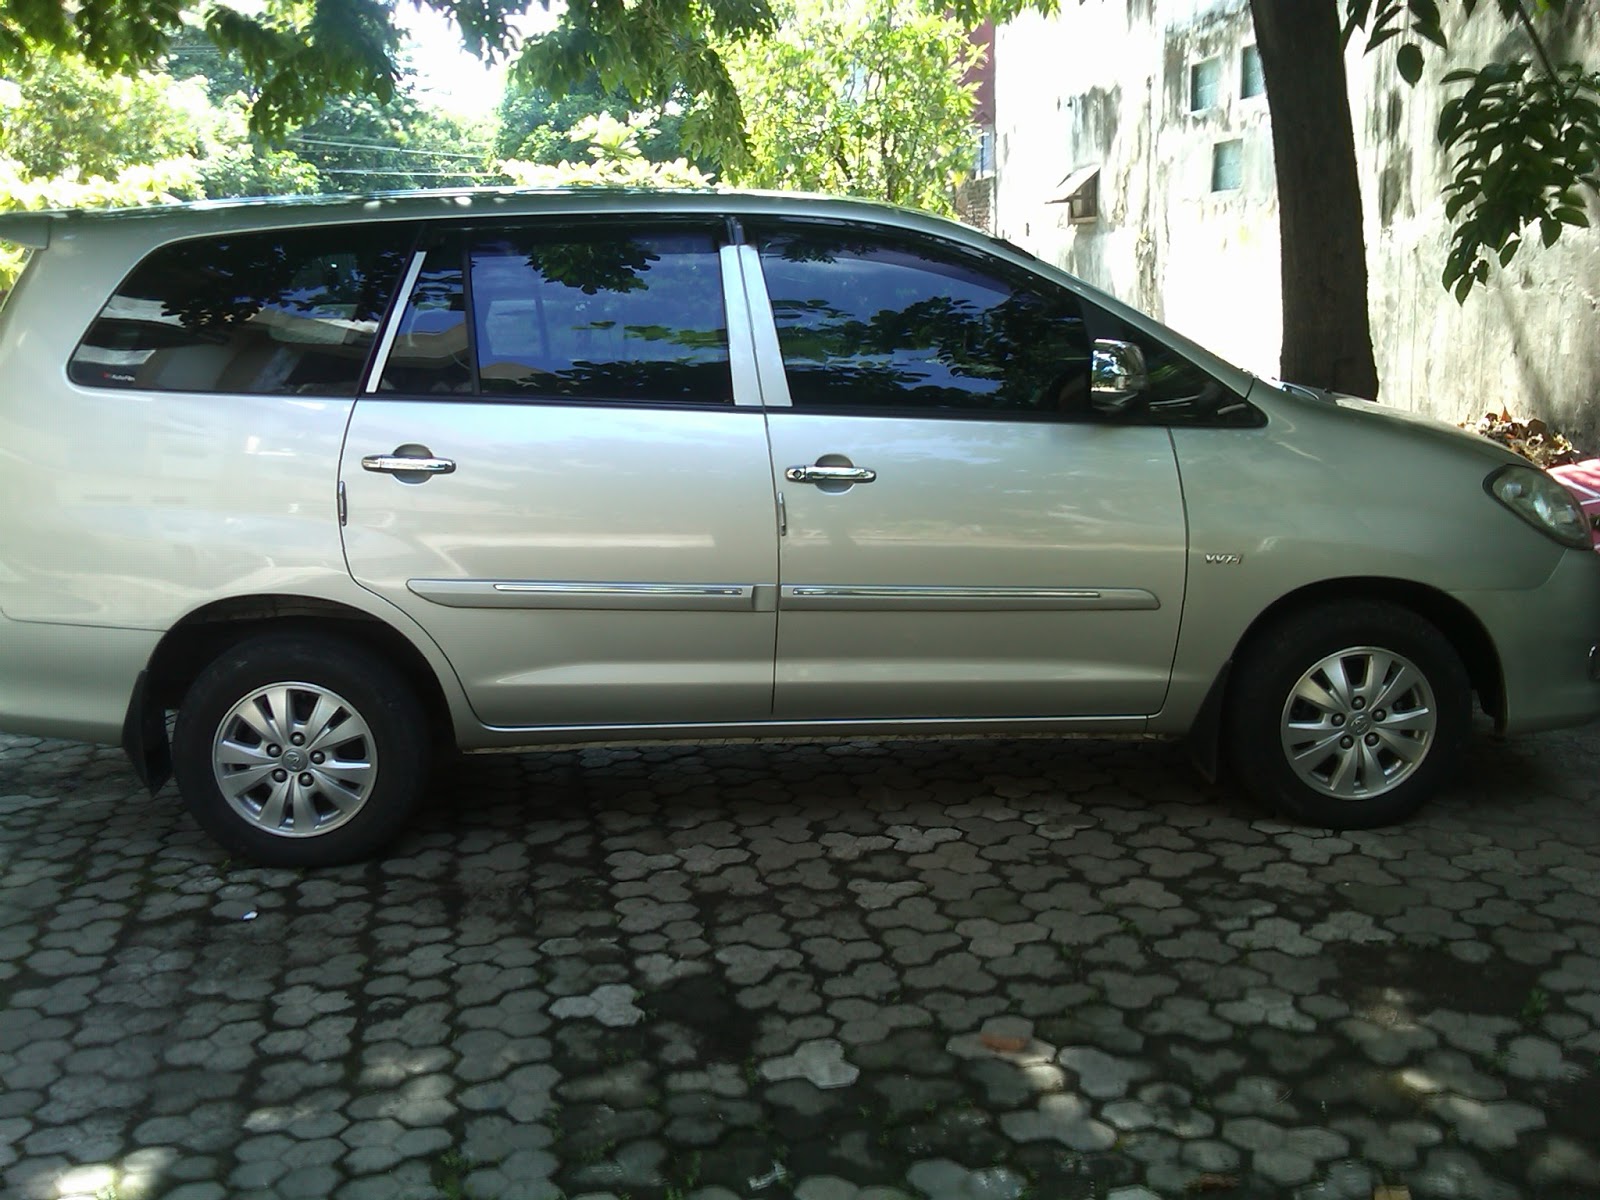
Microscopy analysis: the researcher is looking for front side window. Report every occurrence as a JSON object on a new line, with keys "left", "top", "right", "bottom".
{"left": 754, "top": 226, "right": 1092, "bottom": 419}
{"left": 1095, "top": 312, "right": 1261, "bottom": 427}
{"left": 70, "top": 225, "right": 413, "bottom": 394}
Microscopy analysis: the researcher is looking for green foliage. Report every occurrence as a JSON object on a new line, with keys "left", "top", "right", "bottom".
{"left": 512, "top": 0, "right": 773, "bottom": 162}
{"left": 501, "top": 112, "right": 715, "bottom": 188}
{"left": 497, "top": 72, "right": 704, "bottom": 171}
{"left": 2, "top": 0, "right": 980, "bottom": 180}
{"left": 0, "top": 55, "right": 208, "bottom": 179}
{"left": 0, "top": 52, "right": 322, "bottom": 203}
{"left": 1438, "top": 61, "right": 1600, "bottom": 301}
{"left": 1342, "top": 0, "right": 1599, "bottom": 299}
{"left": 288, "top": 96, "right": 497, "bottom": 192}
{"left": 721, "top": 0, "right": 981, "bottom": 214}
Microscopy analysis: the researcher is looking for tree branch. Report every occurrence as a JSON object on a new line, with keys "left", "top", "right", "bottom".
{"left": 1509, "top": 0, "right": 1563, "bottom": 94}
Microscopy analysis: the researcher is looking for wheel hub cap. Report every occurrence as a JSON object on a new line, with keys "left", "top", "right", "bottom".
{"left": 211, "top": 682, "right": 378, "bottom": 838}
{"left": 1280, "top": 646, "right": 1437, "bottom": 801}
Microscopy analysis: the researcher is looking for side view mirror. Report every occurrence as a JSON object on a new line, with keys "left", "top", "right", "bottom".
{"left": 1090, "top": 338, "right": 1149, "bottom": 414}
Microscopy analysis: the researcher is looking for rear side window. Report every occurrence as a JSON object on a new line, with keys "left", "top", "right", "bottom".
{"left": 69, "top": 225, "right": 413, "bottom": 395}
{"left": 378, "top": 224, "right": 733, "bottom": 404}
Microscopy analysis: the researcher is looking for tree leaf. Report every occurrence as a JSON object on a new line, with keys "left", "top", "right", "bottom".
{"left": 1397, "top": 43, "right": 1424, "bottom": 85}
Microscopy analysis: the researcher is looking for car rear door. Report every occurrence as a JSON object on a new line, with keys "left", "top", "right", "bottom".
{"left": 339, "top": 218, "right": 779, "bottom": 729}
{"left": 740, "top": 219, "right": 1190, "bottom": 721}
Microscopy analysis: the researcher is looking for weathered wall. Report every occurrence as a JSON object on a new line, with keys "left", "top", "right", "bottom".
{"left": 993, "top": 1, "right": 1600, "bottom": 442}
{"left": 1355, "top": 8, "right": 1600, "bottom": 443}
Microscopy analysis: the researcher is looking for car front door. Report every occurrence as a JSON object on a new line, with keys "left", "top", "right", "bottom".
{"left": 340, "top": 220, "right": 779, "bottom": 729}
{"left": 743, "top": 221, "right": 1190, "bottom": 721}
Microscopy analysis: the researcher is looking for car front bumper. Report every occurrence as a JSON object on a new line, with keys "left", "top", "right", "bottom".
{"left": 1457, "top": 547, "right": 1600, "bottom": 735}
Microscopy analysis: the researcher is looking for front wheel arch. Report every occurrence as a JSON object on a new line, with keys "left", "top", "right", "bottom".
{"left": 1186, "top": 578, "right": 1501, "bottom": 786}
{"left": 1222, "top": 598, "right": 1473, "bottom": 828}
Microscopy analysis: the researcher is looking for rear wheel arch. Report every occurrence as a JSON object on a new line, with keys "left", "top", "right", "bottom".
{"left": 170, "top": 631, "right": 431, "bottom": 865}
{"left": 134, "top": 595, "right": 457, "bottom": 765}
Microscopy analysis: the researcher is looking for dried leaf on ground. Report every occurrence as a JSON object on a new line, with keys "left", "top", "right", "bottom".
{"left": 1462, "top": 410, "right": 1584, "bottom": 467}
{"left": 979, "top": 1033, "right": 1028, "bottom": 1053}
{"left": 1185, "top": 1174, "right": 1240, "bottom": 1193}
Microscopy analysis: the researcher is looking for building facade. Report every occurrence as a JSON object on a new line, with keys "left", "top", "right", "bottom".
{"left": 992, "top": 0, "right": 1600, "bottom": 442}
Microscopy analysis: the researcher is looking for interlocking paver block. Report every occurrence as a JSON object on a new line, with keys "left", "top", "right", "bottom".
{"left": 3, "top": 730, "right": 1600, "bottom": 1198}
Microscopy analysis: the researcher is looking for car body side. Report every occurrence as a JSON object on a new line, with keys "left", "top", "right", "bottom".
{"left": 0, "top": 190, "right": 1594, "bottom": 775}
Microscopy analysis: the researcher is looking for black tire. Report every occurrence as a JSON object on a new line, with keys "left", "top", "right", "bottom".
{"left": 172, "top": 633, "right": 429, "bottom": 866}
{"left": 1224, "top": 601, "right": 1471, "bottom": 829}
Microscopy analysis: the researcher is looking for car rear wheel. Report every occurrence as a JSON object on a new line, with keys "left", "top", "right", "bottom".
{"left": 1225, "top": 601, "right": 1471, "bottom": 829}
{"left": 172, "top": 633, "right": 428, "bottom": 866}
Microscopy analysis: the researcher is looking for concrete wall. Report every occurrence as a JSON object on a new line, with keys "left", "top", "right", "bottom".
{"left": 993, "top": 1, "right": 1600, "bottom": 442}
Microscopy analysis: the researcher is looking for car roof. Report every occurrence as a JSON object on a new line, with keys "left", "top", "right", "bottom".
{"left": 0, "top": 186, "right": 986, "bottom": 250}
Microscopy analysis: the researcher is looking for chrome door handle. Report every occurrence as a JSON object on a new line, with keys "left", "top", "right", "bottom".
{"left": 362, "top": 454, "right": 456, "bottom": 475}
{"left": 785, "top": 464, "right": 877, "bottom": 484}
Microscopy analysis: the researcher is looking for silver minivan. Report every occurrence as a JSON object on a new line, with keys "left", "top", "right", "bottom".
{"left": 2, "top": 189, "right": 1597, "bottom": 865}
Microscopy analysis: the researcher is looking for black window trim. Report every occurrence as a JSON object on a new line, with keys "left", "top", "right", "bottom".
{"left": 741, "top": 214, "right": 1263, "bottom": 430}
{"left": 742, "top": 215, "right": 1100, "bottom": 426}
{"left": 370, "top": 215, "right": 742, "bottom": 411}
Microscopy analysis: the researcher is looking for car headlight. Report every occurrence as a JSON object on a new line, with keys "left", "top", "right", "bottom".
{"left": 1486, "top": 464, "right": 1592, "bottom": 549}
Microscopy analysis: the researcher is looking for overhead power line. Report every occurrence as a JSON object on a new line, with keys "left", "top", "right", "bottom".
{"left": 289, "top": 136, "right": 496, "bottom": 160}
{"left": 317, "top": 168, "right": 505, "bottom": 178}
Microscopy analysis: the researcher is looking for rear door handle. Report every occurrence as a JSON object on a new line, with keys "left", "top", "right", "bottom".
{"left": 362, "top": 452, "right": 456, "bottom": 476}
{"left": 785, "top": 464, "right": 877, "bottom": 484}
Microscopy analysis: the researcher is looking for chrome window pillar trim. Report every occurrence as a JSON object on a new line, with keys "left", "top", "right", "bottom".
{"left": 778, "top": 584, "right": 1161, "bottom": 612}
{"left": 408, "top": 578, "right": 777, "bottom": 612}
{"left": 719, "top": 243, "right": 765, "bottom": 407}
{"left": 735, "top": 243, "right": 793, "bottom": 408}
{"left": 362, "top": 248, "right": 430, "bottom": 395}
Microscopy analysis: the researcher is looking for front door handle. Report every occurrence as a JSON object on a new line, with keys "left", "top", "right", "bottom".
{"left": 785, "top": 464, "right": 877, "bottom": 484}
{"left": 362, "top": 451, "right": 456, "bottom": 476}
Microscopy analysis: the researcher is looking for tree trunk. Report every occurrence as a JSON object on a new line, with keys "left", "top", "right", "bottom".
{"left": 1249, "top": 0, "right": 1381, "bottom": 399}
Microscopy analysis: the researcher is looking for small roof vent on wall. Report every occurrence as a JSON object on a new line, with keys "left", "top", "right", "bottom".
{"left": 1048, "top": 166, "right": 1100, "bottom": 224}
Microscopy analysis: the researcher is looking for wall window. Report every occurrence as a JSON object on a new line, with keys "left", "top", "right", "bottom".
{"left": 1211, "top": 139, "right": 1244, "bottom": 191}
{"left": 1190, "top": 58, "right": 1221, "bottom": 111}
{"left": 70, "top": 226, "right": 413, "bottom": 394}
{"left": 1050, "top": 166, "right": 1101, "bottom": 225}
{"left": 1241, "top": 45, "right": 1265, "bottom": 99}
{"left": 753, "top": 226, "right": 1091, "bottom": 419}
{"left": 974, "top": 126, "right": 997, "bottom": 177}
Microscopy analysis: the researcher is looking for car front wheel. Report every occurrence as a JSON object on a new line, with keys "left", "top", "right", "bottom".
{"left": 1225, "top": 601, "right": 1471, "bottom": 829}
{"left": 171, "top": 633, "right": 429, "bottom": 866}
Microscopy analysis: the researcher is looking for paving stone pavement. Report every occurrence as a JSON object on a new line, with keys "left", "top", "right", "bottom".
{"left": 2, "top": 725, "right": 1598, "bottom": 1200}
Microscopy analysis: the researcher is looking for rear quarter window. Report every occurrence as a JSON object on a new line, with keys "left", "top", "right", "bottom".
{"left": 68, "top": 224, "right": 414, "bottom": 395}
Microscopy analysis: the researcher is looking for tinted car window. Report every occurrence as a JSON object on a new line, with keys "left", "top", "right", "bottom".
{"left": 377, "top": 242, "right": 471, "bottom": 395}
{"left": 467, "top": 227, "right": 732, "bottom": 404}
{"left": 70, "top": 225, "right": 412, "bottom": 394}
{"left": 1093, "top": 311, "right": 1262, "bottom": 427}
{"left": 754, "top": 227, "right": 1091, "bottom": 417}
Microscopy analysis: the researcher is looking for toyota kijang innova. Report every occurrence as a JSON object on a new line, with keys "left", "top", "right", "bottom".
{"left": 1, "top": 189, "right": 1596, "bottom": 865}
